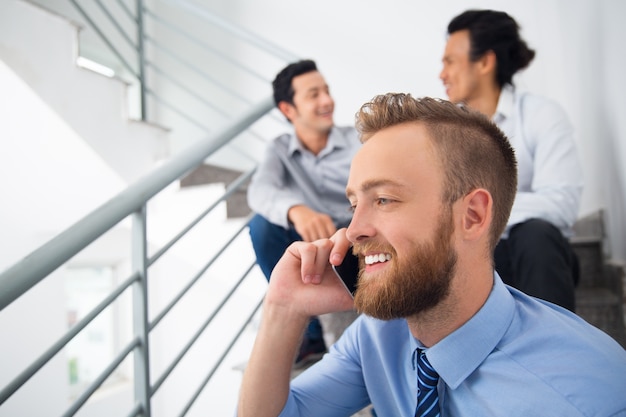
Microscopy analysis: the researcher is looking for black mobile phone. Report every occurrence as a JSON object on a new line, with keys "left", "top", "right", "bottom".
{"left": 331, "top": 250, "right": 360, "bottom": 297}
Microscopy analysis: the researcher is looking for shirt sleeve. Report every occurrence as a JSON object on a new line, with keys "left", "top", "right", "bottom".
{"left": 278, "top": 320, "right": 371, "bottom": 416}
{"left": 247, "top": 140, "right": 306, "bottom": 229}
{"left": 508, "top": 96, "right": 583, "bottom": 236}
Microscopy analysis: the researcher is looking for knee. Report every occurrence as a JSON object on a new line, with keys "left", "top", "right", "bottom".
{"left": 508, "top": 219, "right": 573, "bottom": 263}
{"left": 249, "top": 214, "right": 273, "bottom": 240}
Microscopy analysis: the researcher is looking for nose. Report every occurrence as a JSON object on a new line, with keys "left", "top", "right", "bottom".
{"left": 439, "top": 66, "right": 446, "bottom": 82}
{"left": 346, "top": 207, "right": 374, "bottom": 244}
{"left": 320, "top": 91, "right": 334, "bottom": 107}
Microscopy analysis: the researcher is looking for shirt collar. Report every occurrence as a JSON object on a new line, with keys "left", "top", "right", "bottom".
{"left": 492, "top": 84, "right": 515, "bottom": 125}
{"left": 287, "top": 126, "right": 343, "bottom": 157}
{"left": 424, "top": 273, "right": 515, "bottom": 389}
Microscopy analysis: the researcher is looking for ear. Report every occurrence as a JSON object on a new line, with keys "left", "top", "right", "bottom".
{"left": 478, "top": 50, "right": 497, "bottom": 77}
{"left": 460, "top": 188, "right": 492, "bottom": 241}
{"left": 278, "top": 101, "right": 295, "bottom": 122}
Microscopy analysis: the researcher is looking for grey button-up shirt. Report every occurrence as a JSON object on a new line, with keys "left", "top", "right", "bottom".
{"left": 247, "top": 126, "right": 361, "bottom": 229}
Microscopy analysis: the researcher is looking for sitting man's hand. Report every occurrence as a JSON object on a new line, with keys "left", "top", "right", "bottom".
{"left": 288, "top": 205, "right": 337, "bottom": 242}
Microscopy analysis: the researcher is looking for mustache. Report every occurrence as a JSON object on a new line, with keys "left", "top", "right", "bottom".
{"left": 351, "top": 242, "right": 395, "bottom": 256}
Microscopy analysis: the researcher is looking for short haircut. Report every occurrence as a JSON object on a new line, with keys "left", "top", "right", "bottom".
{"left": 355, "top": 93, "right": 518, "bottom": 251}
{"left": 272, "top": 59, "right": 318, "bottom": 107}
{"left": 448, "top": 9, "right": 536, "bottom": 88}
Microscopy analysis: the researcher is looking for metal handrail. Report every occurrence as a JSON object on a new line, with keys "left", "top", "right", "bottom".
{"left": 0, "top": 98, "right": 272, "bottom": 410}
{"left": 1, "top": 0, "right": 298, "bottom": 414}
{"left": 0, "top": 97, "right": 272, "bottom": 311}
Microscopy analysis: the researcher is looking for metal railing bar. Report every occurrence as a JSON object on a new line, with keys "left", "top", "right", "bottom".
{"left": 124, "top": 401, "right": 143, "bottom": 417}
{"left": 137, "top": 87, "right": 269, "bottom": 162}
{"left": 137, "top": 0, "right": 148, "bottom": 120}
{"left": 144, "top": 9, "right": 270, "bottom": 84}
{"left": 144, "top": 89, "right": 212, "bottom": 133}
{"left": 146, "top": 86, "right": 274, "bottom": 160}
{"left": 144, "top": 36, "right": 253, "bottom": 105}
{"left": 149, "top": 214, "right": 252, "bottom": 330}
{"left": 0, "top": 96, "right": 273, "bottom": 312}
{"left": 61, "top": 337, "right": 140, "bottom": 417}
{"left": 151, "top": 261, "right": 254, "bottom": 395}
{"left": 116, "top": 0, "right": 137, "bottom": 23}
{"left": 147, "top": 170, "right": 254, "bottom": 266}
{"left": 0, "top": 272, "right": 140, "bottom": 405}
{"left": 160, "top": 0, "right": 298, "bottom": 63}
{"left": 147, "top": 63, "right": 231, "bottom": 118}
{"left": 94, "top": 0, "right": 137, "bottom": 51}
{"left": 69, "top": 0, "right": 139, "bottom": 79}
{"left": 131, "top": 205, "right": 152, "bottom": 416}
{"left": 177, "top": 290, "right": 263, "bottom": 417}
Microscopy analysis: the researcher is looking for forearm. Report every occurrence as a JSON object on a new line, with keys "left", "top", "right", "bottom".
{"left": 238, "top": 302, "right": 309, "bottom": 417}
{"left": 509, "top": 185, "right": 582, "bottom": 232}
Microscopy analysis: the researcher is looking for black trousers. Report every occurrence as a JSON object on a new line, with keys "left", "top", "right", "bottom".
{"left": 494, "top": 219, "right": 578, "bottom": 312}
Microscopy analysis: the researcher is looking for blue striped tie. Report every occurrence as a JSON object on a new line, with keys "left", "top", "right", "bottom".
{"left": 415, "top": 349, "right": 440, "bottom": 417}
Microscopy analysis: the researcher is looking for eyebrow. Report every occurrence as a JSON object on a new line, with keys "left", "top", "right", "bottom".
{"left": 304, "top": 84, "right": 329, "bottom": 95}
{"left": 346, "top": 178, "right": 405, "bottom": 199}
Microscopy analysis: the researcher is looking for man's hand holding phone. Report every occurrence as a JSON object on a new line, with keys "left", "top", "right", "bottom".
{"left": 265, "top": 228, "right": 355, "bottom": 317}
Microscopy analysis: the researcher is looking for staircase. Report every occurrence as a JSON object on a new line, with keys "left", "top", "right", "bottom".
{"left": 572, "top": 210, "right": 626, "bottom": 347}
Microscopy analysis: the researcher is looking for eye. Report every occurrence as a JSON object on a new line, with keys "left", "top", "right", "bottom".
{"left": 376, "top": 198, "right": 391, "bottom": 206}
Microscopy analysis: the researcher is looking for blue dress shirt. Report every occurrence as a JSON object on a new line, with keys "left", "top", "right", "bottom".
{"left": 279, "top": 275, "right": 626, "bottom": 416}
{"left": 247, "top": 126, "right": 360, "bottom": 229}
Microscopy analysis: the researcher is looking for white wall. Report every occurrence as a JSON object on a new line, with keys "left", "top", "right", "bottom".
{"left": 0, "top": 59, "right": 127, "bottom": 272}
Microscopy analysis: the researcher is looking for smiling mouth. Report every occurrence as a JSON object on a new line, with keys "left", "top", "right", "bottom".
{"left": 364, "top": 253, "right": 392, "bottom": 265}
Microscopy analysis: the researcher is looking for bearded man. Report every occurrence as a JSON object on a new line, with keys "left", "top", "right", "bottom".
{"left": 237, "top": 94, "right": 626, "bottom": 417}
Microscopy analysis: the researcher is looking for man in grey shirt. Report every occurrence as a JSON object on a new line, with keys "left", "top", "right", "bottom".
{"left": 247, "top": 59, "right": 361, "bottom": 367}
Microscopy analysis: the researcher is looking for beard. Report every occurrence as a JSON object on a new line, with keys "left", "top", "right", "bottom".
{"left": 353, "top": 207, "right": 457, "bottom": 320}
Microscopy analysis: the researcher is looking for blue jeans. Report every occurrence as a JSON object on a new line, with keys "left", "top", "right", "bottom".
{"left": 248, "top": 213, "right": 323, "bottom": 340}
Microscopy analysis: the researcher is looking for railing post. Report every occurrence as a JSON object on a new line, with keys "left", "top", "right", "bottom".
{"left": 132, "top": 205, "right": 151, "bottom": 416}
{"left": 137, "top": 0, "right": 147, "bottom": 120}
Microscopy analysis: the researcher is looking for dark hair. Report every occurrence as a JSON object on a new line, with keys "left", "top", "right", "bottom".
{"left": 272, "top": 59, "right": 318, "bottom": 107}
{"left": 356, "top": 93, "right": 517, "bottom": 251}
{"left": 448, "top": 9, "right": 536, "bottom": 88}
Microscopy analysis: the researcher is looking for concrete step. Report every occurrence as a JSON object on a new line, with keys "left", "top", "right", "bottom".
{"left": 572, "top": 227, "right": 626, "bottom": 348}
{"left": 576, "top": 287, "right": 626, "bottom": 347}
{"left": 572, "top": 237, "right": 606, "bottom": 289}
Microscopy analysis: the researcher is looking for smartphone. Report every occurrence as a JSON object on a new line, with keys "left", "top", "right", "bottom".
{"left": 331, "top": 249, "right": 360, "bottom": 298}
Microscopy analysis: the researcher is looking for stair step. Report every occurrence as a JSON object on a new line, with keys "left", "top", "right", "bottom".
{"left": 180, "top": 164, "right": 251, "bottom": 218}
{"left": 575, "top": 287, "right": 626, "bottom": 347}
{"left": 572, "top": 238, "right": 606, "bottom": 289}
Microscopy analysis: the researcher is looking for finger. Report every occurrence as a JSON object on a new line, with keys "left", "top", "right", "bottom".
{"left": 297, "top": 225, "right": 314, "bottom": 242}
{"left": 324, "top": 222, "right": 337, "bottom": 239}
{"left": 301, "top": 239, "right": 333, "bottom": 284}
{"left": 312, "top": 217, "right": 336, "bottom": 240}
{"left": 329, "top": 228, "right": 353, "bottom": 266}
{"left": 295, "top": 241, "right": 320, "bottom": 284}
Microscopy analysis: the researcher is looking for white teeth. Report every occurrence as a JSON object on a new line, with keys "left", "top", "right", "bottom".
{"left": 365, "top": 253, "right": 392, "bottom": 265}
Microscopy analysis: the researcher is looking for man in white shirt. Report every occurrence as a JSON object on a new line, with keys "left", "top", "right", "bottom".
{"left": 440, "top": 9, "right": 583, "bottom": 311}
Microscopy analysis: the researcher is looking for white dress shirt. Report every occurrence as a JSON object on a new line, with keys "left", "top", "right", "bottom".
{"left": 493, "top": 85, "right": 583, "bottom": 237}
